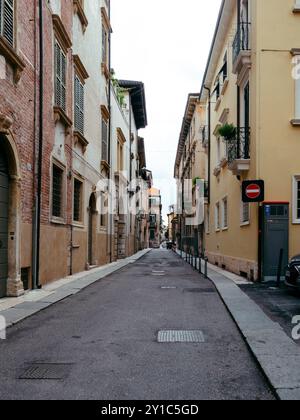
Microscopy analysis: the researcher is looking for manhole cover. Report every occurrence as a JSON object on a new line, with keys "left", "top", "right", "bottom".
{"left": 184, "top": 288, "right": 215, "bottom": 293}
{"left": 158, "top": 330, "right": 205, "bottom": 343}
{"left": 19, "top": 363, "right": 73, "bottom": 380}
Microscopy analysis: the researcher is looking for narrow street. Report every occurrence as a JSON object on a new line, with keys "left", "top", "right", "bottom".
{"left": 0, "top": 250, "right": 274, "bottom": 400}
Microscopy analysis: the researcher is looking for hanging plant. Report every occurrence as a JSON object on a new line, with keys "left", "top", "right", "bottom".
{"left": 218, "top": 123, "right": 237, "bottom": 141}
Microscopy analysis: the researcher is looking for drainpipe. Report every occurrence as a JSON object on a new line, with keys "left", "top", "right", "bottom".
{"left": 108, "top": 0, "right": 113, "bottom": 263}
{"left": 203, "top": 86, "right": 211, "bottom": 204}
{"left": 32, "top": 0, "right": 44, "bottom": 290}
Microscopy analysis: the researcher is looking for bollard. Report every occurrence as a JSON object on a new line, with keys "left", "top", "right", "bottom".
{"left": 204, "top": 257, "right": 208, "bottom": 279}
{"left": 185, "top": 252, "right": 188, "bottom": 262}
{"left": 199, "top": 256, "right": 202, "bottom": 274}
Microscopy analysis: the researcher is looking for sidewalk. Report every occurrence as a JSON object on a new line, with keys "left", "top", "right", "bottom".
{"left": 0, "top": 249, "right": 151, "bottom": 328}
{"left": 176, "top": 250, "right": 300, "bottom": 401}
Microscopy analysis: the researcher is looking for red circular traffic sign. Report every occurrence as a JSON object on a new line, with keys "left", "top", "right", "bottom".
{"left": 245, "top": 184, "right": 261, "bottom": 200}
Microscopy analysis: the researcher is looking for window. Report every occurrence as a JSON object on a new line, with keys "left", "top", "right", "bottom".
{"left": 293, "top": 176, "right": 300, "bottom": 223}
{"left": 74, "top": 75, "right": 84, "bottom": 135}
{"left": 100, "top": 194, "right": 108, "bottom": 228}
{"left": 0, "top": 0, "right": 14, "bottom": 47}
{"left": 52, "top": 164, "right": 64, "bottom": 219}
{"left": 205, "top": 207, "right": 210, "bottom": 234}
{"left": 73, "top": 178, "right": 83, "bottom": 223}
{"left": 217, "top": 137, "right": 221, "bottom": 165}
{"left": 101, "top": 119, "right": 108, "bottom": 162}
{"left": 241, "top": 201, "right": 250, "bottom": 225}
{"left": 215, "top": 202, "right": 220, "bottom": 231}
{"left": 54, "top": 41, "right": 66, "bottom": 111}
{"left": 222, "top": 197, "right": 228, "bottom": 229}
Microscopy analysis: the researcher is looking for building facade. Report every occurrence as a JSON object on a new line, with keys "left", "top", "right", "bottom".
{"left": 174, "top": 0, "right": 300, "bottom": 281}
{"left": 0, "top": 0, "right": 150, "bottom": 298}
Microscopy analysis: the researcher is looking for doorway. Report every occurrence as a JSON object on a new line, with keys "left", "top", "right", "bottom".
{"left": 261, "top": 203, "right": 289, "bottom": 282}
{"left": 88, "top": 193, "right": 97, "bottom": 266}
{"left": 0, "top": 144, "right": 8, "bottom": 297}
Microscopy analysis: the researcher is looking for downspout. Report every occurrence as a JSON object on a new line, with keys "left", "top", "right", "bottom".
{"left": 32, "top": 0, "right": 44, "bottom": 290}
{"left": 108, "top": 0, "right": 113, "bottom": 263}
{"left": 203, "top": 86, "right": 211, "bottom": 204}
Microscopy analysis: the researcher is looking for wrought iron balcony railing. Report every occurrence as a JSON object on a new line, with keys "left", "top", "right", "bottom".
{"left": 232, "top": 23, "right": 251, "bottom": 65}
{"left": 226, "top": 127, "right": 250, "bottom": 165}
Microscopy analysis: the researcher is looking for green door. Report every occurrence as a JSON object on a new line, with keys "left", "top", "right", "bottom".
{"left": 0, "top": 147, "right": 8, "bottom": 297}
{"left": 262, "top": 204, "right": 289, "bottom": 282}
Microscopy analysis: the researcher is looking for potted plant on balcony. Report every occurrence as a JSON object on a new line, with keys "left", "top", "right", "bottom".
{"left": 218, "top": 123, "right": 237, "bottom": 141}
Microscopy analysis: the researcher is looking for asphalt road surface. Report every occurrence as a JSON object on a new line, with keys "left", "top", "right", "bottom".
{"left": 0, "top": 250, "right": 275, "bottom": 400}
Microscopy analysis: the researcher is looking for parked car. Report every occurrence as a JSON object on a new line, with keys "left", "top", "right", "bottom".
{"left": 285, "top": 255, "right": 300, "bottom": 290}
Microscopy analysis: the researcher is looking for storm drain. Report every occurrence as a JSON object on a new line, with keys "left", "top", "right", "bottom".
{"left": 158, "top": 330, "right": 205, "bottom": 343}
{"left": 19, "top": 363, "right": 73, "bottom": 380}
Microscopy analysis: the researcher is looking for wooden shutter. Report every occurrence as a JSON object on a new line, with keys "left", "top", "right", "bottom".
{"left": 0, "top": 0, "right": 14, "bottom": 47}
{"left": 101, "top": 119, "right": 108, "bottom": 162}
{"left": 74, "top": 75, "right": 84, "bottom": 134}
{"left": 55, "top": 42, "right": 67, "bottom": 111}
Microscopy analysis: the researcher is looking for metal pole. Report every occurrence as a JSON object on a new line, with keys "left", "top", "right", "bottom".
{"left": 205, "top": 257, "right": 208, "bottom": 279}
{"left": 277, "top": 248, "right": 284, "bottom": 288}
{"left": 199, "top": 256, "right": 202, "bottom": 274}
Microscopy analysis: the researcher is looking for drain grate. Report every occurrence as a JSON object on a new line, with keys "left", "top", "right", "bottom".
{"left": 184, "top": 288, "right": 215, "bottom": 293}
{"left": 19, "top": 363, "right": 73, "bottom": 380}
{"left": 158, "top": 330, "right": 205, "bottom": 343}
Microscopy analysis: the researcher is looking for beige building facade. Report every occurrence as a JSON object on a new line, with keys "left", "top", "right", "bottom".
{"left": 174, "top": 0, "right": 300, "bottom": 281}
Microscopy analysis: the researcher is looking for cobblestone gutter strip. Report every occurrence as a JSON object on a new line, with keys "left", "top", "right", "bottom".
{"left": 0, "top": 249, "right": 151, "bottom": 328}
{"left": 175, "top": 250, "right": 300, "bottom": 401}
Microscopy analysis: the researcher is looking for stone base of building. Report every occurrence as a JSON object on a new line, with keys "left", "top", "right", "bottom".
{"left": 206, "top": 252, "right": 259, "bottom": 282}
{"left": 7, "top": 276, "right": 25, "bottom": 297}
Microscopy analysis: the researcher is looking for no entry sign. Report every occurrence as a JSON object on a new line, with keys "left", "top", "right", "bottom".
{"left": 242, "top": 180, "right": 265, "bottom": 203}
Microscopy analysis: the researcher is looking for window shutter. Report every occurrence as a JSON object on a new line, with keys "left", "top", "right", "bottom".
{"left": 54, "top": 42, "right": 67, "bottom": 111}
{"left": 0, "top": 0, "right": 14, "bottom": 47}
{"left": 74, "top": 75, "right": 84, "bottom": 135}
{"left": 101, "top": 119, "right": 108, "bottom": 162}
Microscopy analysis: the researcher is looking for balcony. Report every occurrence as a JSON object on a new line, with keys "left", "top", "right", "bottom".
{"left": 232, "top": 23, "right": 251, "bottom": 76}
{"left": 227, "top": 127, "right": 251, "bottom": 175}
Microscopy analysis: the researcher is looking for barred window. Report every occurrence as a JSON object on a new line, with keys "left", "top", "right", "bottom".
{"left": 0, "top": 0, "right": 14, "bottom": 47}
{"left": 74, "top": 75, "right": 84, "bottom": 134}
{"left": 101, "top": 118, "right": 108, "bottom": 162}
{"left": 215, "top": 202, "right": 220, "bottom": 231}
{"left": 73, "top": 178, "right": 83, "bottom": 222}
{"left": 241, "top": 201, "right": 250, "bottom": 224}
{"left": 52, "top": 164, "right": 64, "bottom": 219}
{"left": 222, "top": 197, "right": 228, "bottom": 229}
{"left": 55, "top": 41, "right": 66, "bottom": 111}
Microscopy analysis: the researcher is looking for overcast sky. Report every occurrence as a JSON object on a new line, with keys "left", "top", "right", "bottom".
{"left": 111, "top": 0, "right": 222, "bottom": 221}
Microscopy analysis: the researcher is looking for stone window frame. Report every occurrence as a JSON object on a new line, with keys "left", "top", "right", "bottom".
{"left": 221, "top": 196, "right": 228, "bottom": 231}
{"left": 101, "top": 7, "right": 111, "bottom": 81}
{"left": 73, "top": 0, "right": 88, "bottom": 32}
{"left": 52, "top": 14, "right": 72, "bottom": 128}
{"left": 0, "top": 0, "right": 25, "bottom": 83}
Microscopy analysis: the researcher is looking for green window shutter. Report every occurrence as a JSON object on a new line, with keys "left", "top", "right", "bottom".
{"left": 74, "top": 75, "right": 84, "bottom": 135}
{"left": 54, "top": 42, "right": 67, "bottom": 111}
{"left": 101, "top": 119, "right": 108, "bottom": 162}
{"left": 0, "top": 0, "right": 14, "bottom": 47}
